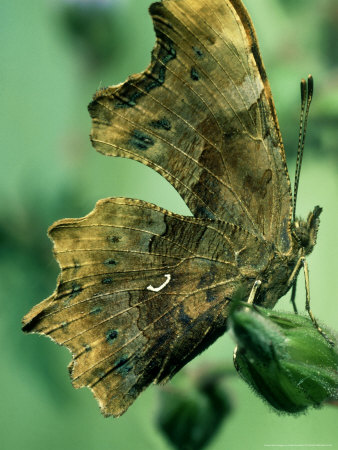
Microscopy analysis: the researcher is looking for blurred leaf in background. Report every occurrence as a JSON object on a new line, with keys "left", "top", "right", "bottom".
{"left": 157, "top": 365, "right": 233, "bottom": 450}
{"left": 59, "top": 0, "right": 127, "bottom": 71}
{"left": 1, "top": 0, "right": 337, "bottom": 449}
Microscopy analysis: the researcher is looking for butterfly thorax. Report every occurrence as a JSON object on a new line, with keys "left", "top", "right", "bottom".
{"left": 255, "top": 206, "right": 322, "bottom": 310}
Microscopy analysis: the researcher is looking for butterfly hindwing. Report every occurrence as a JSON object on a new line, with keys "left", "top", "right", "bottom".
{"left": 22, "top": 197, "right": 270, "bottom": 416}
{"left": 89, "top": 0, "right": 292, "bottom": 252}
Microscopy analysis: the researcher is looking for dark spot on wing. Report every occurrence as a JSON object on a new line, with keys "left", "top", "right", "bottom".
{"left": 145, "top": 69, "right": 165, "bottom": 92}
{"left": 108, "top": 235, "right": 120, "bottom": 243}
{"left": 206, "top": 290, "right": 217, "bottom": 303}
{"left": 83, "top": 344, "right": 92, "bottom": 352}
{"left": 104, "top": 258, "right": 117, "bottom": 266}
{"left": 150, "top": 117, "right": 171, "bottom": 131}
{"left": 146, "top": 37, "right": 176, "bottom": 88}
{"left": 179, "top": 305, "right": 192, "bottom": 325}
{"left": 193, "top": 46, "right": 203, "bottom": 58}
{"left": 114, "top": 90, "right": 143, "bottom": 109}
{"left": 106, "top": 329, "right": 118, "bottom": 344}
{"left": 69, "top": 283, "right": 82, "bottom": 299}
{"left": 102, "top": 277, "right": 113, "bottom": 285}
{"left": 191, "top": 67, "right": 200, "bottom": 81}
{"left": 159, "top": 38, "right": 177, "bottom": 64}
{"left": 130, "top": 130, "right": 155, "bottom": 150}
{"left": 114, "top": 356, "right": 132, "bottom": 376}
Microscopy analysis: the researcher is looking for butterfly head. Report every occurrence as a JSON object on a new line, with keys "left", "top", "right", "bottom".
{"left": 292, "top": 206, "right": 322, "bottom": 255}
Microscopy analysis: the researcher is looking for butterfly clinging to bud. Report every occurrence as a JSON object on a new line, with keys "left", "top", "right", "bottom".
{"left": 23, "top": 0, "right": 326, "bottom": 417}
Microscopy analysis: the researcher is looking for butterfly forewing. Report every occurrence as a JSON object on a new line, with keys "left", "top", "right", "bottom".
{"left": 89, "top": 0, "right": 292, "bottom": 252}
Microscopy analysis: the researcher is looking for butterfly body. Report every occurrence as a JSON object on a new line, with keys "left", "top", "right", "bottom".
{"left": 23, "top": 0, "right": 321, "bottom": 417}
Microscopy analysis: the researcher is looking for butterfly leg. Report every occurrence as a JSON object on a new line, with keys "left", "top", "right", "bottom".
{"left": 287, "top": 255, "right": 304, "bottom": 314}
{"left": 290, "top": 280, "right": 298, "bottom": 314}
{"left": 302, "top": 257, "right": 335, "bottom": 346}
{"left": 288, "top": 256, "right": 334, "bottom": 346}
{"left": 247, "top": 280, "right": 262, "bottom": 305}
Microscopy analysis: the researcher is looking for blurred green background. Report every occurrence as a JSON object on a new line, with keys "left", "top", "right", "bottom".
{"left": 1, "top": 0, "right": 337, "bottom": 449}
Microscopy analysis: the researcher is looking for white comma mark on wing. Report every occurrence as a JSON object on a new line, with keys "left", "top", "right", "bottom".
{"left": 147, "top": 274, "right": 171, "bottom": 292}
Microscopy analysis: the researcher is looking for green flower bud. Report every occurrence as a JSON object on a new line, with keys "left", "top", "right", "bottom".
{"left": 156, "top": 365, "right": 233, "bottom": 450}
{"left": 230, "top": 306, "right": 338, "bottom": 414}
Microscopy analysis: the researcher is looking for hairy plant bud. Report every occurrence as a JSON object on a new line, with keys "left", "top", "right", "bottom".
{"left": 230, "top": 307, "right": 338, "bottom": 413}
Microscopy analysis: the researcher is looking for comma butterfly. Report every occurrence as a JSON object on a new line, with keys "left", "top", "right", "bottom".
{"left": 23, "top": 0, "right": 323, "bottom": 417}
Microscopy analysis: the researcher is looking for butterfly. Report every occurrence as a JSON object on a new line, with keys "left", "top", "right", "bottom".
{"left": 22, "top": 0, "right": 322, "bottom": 417}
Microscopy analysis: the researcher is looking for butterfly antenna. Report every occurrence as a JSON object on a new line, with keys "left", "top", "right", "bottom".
{"left": 293, "top": 75, "right": 314, "bottom": 222}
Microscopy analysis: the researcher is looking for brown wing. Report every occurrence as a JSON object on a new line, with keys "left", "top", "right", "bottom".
{"left": 89, "top": 0, "right": 292, "bottom": 253}
{"left": 22, "top": 198, "right": 269, "bottom": 416}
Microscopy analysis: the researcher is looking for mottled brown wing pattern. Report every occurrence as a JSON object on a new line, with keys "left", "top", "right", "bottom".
{"left": 22, "top": 198, "right": 270, "bottom": 416}
{"left": 89, "top": 0, "right": 292, "bottom": 252}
